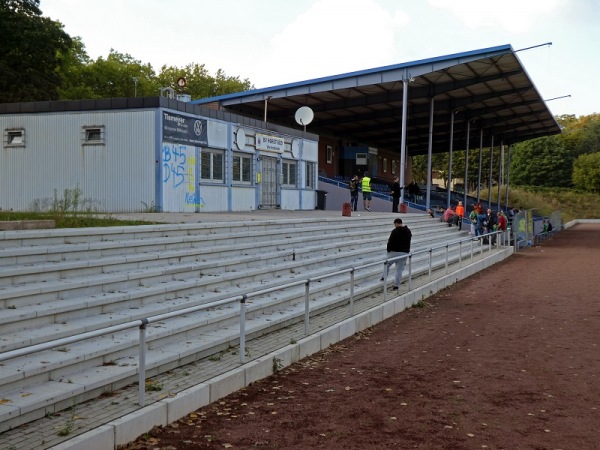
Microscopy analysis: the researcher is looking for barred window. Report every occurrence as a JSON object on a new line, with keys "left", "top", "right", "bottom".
{"left": 233, "top": 153, "right": 252, "bottom": 183}
{"left": 282, "top": 161, "right": 297, "bottom": 187}
{"left": 201, "top": 149, "right": 224, "bottom": 182}
{"left": 305, "top": 161, "right": 315, "bottom": 188}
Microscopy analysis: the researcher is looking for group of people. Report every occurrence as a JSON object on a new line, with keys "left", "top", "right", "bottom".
{"left": 468, "top": 203, "right": 508, "bottom": 242}
{"left": 436, "top": 202, "right": 508, "bottom": 242}
{"left": 348, "top": 172, "right": 372, "bottom": 212}
{"left": 348, "top": 174, "right": 422, "bottom": 213}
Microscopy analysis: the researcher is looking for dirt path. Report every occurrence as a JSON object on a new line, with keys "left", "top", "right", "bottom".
{"left": 126, "top": 224, "right": 600, "bottom": 450}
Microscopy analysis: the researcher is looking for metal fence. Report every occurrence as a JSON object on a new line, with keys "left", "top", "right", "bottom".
{"left": 0, "top": 229, "right": 506, "bottom": 407}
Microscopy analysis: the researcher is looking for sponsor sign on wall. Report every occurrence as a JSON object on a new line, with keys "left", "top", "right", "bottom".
{"left": 162, "top": 111, "right": 208, "bottom": 146}
{"left": 255, "top": 133, "right": 285, "bottom": 153}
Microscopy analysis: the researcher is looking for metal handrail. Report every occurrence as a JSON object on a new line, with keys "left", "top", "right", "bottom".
{"left": 0, "top": 228, "right": 506, "bottom": 407}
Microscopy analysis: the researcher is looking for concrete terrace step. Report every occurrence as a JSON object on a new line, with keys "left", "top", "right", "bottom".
{"left": 0, "top": 213, "right": 473, "bottom": 433}
{"left": 0, "top": 243, "right": 498, "bottom": 433}
{"left": 0, "top": 219, "right": 443, "bottom": 287}
{"left": 0, "top": 226, "right": 464, "bottom": 337}
{"left": 0, "top": 215, "right": 428, "bottom": 251}
{"left": 0, "top": 229, "right": 472, "bottom": 360}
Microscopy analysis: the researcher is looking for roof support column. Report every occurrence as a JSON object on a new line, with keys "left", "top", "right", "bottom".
{"left": 477, "top": 128, "right": 483, "bottom": 202}
{"left": 505, "top": 144, "right": 512, "bottom": 209}
{"left": 426, "top": 97, "right": 434, "bottom": 211}
{"left": 463, "top": 120, "right": 471, "bottom": 209}
{"left": 488, "top": 134, "right": 494, "bottom": 206}
{"left": 497, "top": 140, "right": 504, "bottom": 211}
{"left": 446, "top": 111, "right": 455, "bottom": 208}
{"left": 399, "top": 78, "right": 409, "bottom": 204}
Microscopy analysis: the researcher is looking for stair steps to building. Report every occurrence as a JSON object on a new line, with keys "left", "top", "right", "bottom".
{"left": 0, "top": 214, "right": 479, "bottom": 432}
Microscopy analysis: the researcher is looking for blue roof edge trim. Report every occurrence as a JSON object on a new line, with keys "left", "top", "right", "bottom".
{"left": 191, "top": 44, "right": 514, "bottom": 105}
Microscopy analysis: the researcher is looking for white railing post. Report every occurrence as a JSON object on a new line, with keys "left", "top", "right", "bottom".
{"left": 407, "top": 254, "right": 412, "bottom": 291}
{"left": 383, "top": 260, "right": 388, "bottom": 302}
{"left": 138, "top": 319, "right": 148, "bottom": 406}
{"left": 239, "top": 295, "right": 247, "bottom": 364}
{"left": 428, "top": 249, "right": 432, "bottom": 281}
{"left": 349, "top": 268, "right": 355, "bottom": 316}
{"left": 445, "top": 244, "right": 449, "bottom": 274}
{"left": 458, "top": 241, "right": 462, "bottom": 268}
{"left": 304, "top": 280, "right": 310, "bottom": 336}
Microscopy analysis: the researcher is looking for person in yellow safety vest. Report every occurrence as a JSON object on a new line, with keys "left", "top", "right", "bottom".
{"left": 361, "top": 172, "right": 372, "bottom": 211}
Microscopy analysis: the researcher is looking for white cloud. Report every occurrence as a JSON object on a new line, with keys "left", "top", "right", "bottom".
{"left": 428, "top": 0, "right": 562, "bottom": 34}
{"left": 262, "top": 0, "right": 408, "bottom": 85}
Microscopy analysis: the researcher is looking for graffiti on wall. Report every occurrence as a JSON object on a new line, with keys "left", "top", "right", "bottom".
{"left": 162, "top": 143, "right": 204, "bottom": 210}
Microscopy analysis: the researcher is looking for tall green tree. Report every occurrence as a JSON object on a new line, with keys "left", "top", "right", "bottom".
{"left": 0, "top": 0, "right": 72, "bottom": 102}
{"left": 572, "top": 152, "right": 600, "bottom": 193}
{"left": 157, "top": 63, "right": 253, "bottom": 99}
{"left": 510, "top": 135, "right": 572, "bottom": 187}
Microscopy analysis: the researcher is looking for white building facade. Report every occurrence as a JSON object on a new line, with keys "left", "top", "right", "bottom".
{"left": 0, "top": 97, "right": 318, "bottom": 213}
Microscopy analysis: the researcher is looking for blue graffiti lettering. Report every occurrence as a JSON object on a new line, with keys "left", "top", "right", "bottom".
{"left": 185, "top": 192, "right": 205, "bottom": 207}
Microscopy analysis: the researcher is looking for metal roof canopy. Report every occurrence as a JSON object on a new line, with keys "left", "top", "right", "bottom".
{"left": 192, "top": 44, "right": 561, "bottom": 155}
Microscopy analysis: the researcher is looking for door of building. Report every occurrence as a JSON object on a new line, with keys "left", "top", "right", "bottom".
{"left": 260, "top": 156, "right": 278, "bottom": 208}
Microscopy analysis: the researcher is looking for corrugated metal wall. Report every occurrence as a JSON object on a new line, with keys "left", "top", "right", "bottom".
{"left": 1, "top": 111, "right": 156, "bottom": 212}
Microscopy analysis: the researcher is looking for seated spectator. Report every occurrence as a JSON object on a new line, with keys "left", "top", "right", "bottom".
{"left": 443, "top": 206, "right": 459, "bottom": 227}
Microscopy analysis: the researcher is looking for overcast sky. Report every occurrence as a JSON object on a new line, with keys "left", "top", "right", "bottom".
{"left": 41, "top": 0, "right": 599, "bottom": 117}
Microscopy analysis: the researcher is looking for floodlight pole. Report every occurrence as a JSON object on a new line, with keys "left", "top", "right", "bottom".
{"left": 399, "top": 78, "right": 409, "bottom": 204}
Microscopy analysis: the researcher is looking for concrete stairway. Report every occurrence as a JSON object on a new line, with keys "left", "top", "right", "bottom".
{"left": 0, "top": 214, "right": 472, "bottom": 432}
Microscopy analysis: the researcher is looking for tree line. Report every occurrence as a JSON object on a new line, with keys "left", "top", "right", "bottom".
{"left": 2, "top": 1, "right": 598, "bottom": 192}
{"left": 0, "top": 0, "right": 253, "bottom": 103}
{"left": 412, "top": 114, "right": 600, "bottom": 194}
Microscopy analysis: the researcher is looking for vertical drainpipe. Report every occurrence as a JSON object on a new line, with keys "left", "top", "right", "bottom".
{"left": 227, "top": 122, "right": 233, "bottom": 212}
{"left": 426, "top": 97, "right": 434, "bottom": 211}
{"left": 156, "top": 109, "right": 163, "bottom": 212}
{"left": 399, "top": 78, "right": 409, "bottom": 204}
{"left": 488, "top": 134, "right": 494, "bottom": 206}
{"left": 299, "top": 137, "right": 304, "bottom": 210}
{"left": 497, "top": 140, "right": 503, "bottom": 211}
{"left": 446, "top": 111, "right": 455, "bottom": 208}
{"left": 463, "top": 120, "right": 471, "bottom": 208}
{"left": 477, "top": 128, "right": 483, "bottom": 203}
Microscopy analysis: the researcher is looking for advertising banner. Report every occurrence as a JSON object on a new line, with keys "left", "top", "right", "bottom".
{"left": 162, "top": 111, "right": 208, "bottom": 146}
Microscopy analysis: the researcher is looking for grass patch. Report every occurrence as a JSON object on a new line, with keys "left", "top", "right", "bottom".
{"left": 477, "top": 185, "right": 600, "bottom": 223}
{"left": 0, "top": 211, "right": 155, "bottom": 228}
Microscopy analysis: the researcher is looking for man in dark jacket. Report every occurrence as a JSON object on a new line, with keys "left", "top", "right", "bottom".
{"left": 381, "top": 218, "right": 412, "bottom": 290}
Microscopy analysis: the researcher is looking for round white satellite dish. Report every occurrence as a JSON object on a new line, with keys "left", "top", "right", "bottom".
{"left": 295, "top": 106, "right": 314, "bottom": 127}
{"left": 235, "top": 128, "right": 246, "bottom": 150}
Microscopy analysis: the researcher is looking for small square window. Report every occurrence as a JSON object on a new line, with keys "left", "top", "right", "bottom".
{"left": 83, "top": 126, "right": 105, "bottom": 144}
{"left": 4, "top": 129, "right": 25, "bottom": 147}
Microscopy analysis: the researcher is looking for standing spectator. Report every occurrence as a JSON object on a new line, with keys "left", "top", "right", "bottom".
{"left": 348, "top": 175, "right": 359, "bottom": 211}
{"left": 469, "top": 205, "right": 478, "bottom": 236}
{"left": 476, "top": 210, "right": 487, "bottom": 237}
{"left": 381, "top": 218, "right": 412, "bottom": 290}
{"left": 497, "top": 211, "right": 507, "bottom": 231}
{"left": 361, "top": 172, "right": 372, "bottom": 211}
{"left": 497, "top": 210, "right": 508, "bottom": 244}
{"left": 390, "top": 176, "right": 401, "bottom": 213}
{"left": 407, "top": 181, "right": 421, "bottom": 202}
{"left": 485, "top": 208, "right": 497, "bottom": 245}
{"left": 455, "top": 201, "right": 465, "bottom": 230}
